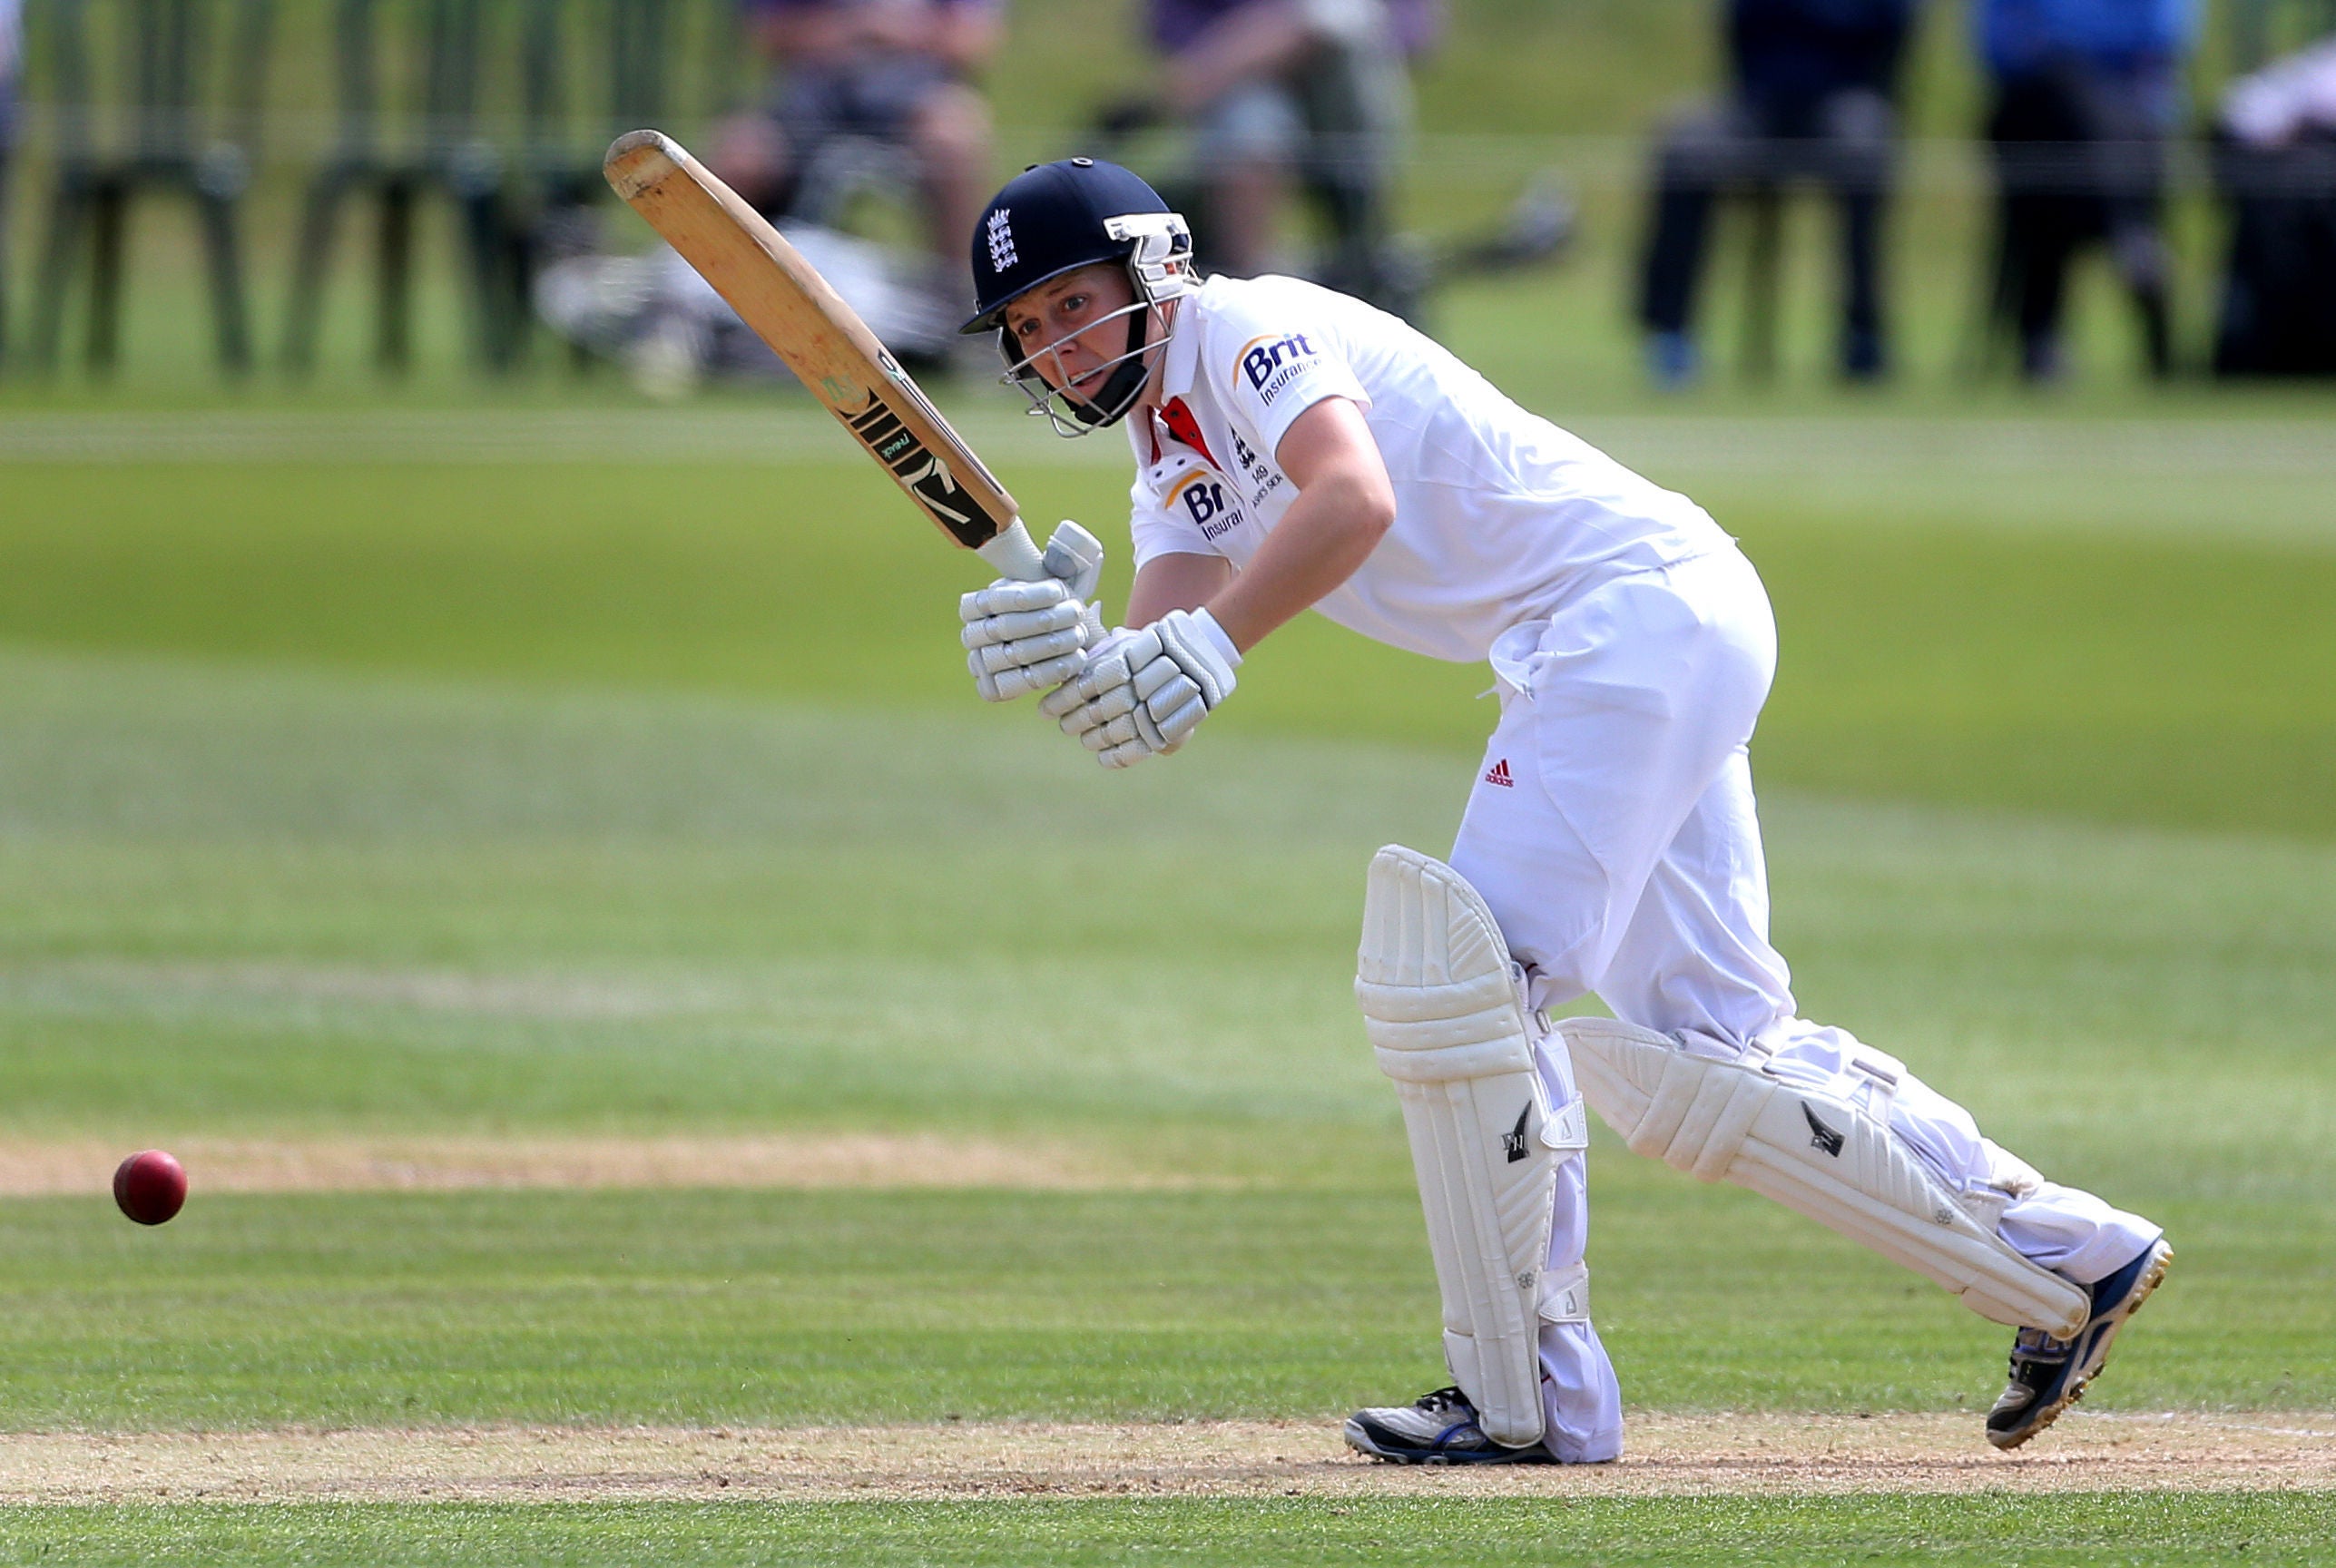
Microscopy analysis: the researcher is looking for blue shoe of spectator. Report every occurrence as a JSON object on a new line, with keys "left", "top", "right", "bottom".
{"left": 2020, "top": 333, "right": 2069, "bottom": 385}
{"left": 1645, "top": 330, "right": 1700, "bottom": 390}
{"left": 1986, "top": 1239, "right": 2173, "bottom": 1451}
{"left": 1842, "top": 327, "right": 1887, "bottom": 383}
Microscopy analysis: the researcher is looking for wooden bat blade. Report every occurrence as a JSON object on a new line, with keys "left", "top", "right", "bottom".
{"left": 604, "top": 129, "right": 1028, "bottom": 564}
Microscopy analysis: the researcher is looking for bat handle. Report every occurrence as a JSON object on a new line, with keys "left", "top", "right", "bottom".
{"left": 979, "top": 522, "right": 1103, "bottom": 645}
{"left": 975, "top": 519, "right": 1051, "bottom": 583}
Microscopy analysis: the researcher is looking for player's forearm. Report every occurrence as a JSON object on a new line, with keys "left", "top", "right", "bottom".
{"left": 1205, "top": 471, "right": 1391, "bottom": 652}
{"left": 1126, "top": 552, "right": 1233, "bottom": 629}
{"left": 753, "top": 11, "right": 852, "bottom": 61}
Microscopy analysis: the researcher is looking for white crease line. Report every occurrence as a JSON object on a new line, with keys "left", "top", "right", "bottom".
{"left": 2076, "top": 1412, "right": 2336, "bottom": 1440}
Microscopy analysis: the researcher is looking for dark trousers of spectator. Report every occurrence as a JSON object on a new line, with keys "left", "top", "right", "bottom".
{"left": 1183, "top": 24, "right": 1411, "bottom": 308}
{"left": 1, "top": 89, "right": 13, "bottom": 364}
{"left": 1638, "top": 89, "right": 1898, "bottom": 377}
{"left": 0, "top": 148, "right": 11, "bottom": 365}
{"left": 1986, "top": 63, "right": 2174, "bottom": 379}
{"left": 2212, "top": 133, "right": 2336, "bottom": 377}
{"left": 1297, "top": 29, "right": 1412, "bottom": 299}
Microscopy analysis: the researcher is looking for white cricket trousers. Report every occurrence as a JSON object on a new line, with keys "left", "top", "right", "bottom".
{"left": 1448, "top": 545, "right": 2160, "bottom": 1460}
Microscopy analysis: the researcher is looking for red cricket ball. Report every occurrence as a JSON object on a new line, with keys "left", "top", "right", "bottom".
{"left": 113, "top": 1150, "right": 188, "bottom": 1226}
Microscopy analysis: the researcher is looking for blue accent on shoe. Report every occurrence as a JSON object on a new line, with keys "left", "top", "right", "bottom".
{"left": 1343, "top": 1387, "right": 1557, "bottom": 1466}
{"left": 1985, "top": 1238, "right": 2171, "bottom": 1451}
{"left": 2087, "top": 1241, "right": 2164, "bottom": 1318}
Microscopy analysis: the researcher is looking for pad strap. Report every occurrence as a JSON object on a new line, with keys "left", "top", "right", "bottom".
{"left": 1538, "top": 1259, "right": 1590, "bottom": 1324}
{"left": 1565, "top": 1017, "right": 2090, "bottom": 1338}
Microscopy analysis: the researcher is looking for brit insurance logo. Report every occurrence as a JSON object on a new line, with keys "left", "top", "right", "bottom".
{"left": 1236, "top": 331, "right": 1320, "bottom": 407}
{"left": 1171, "top": 471, "right": 1243, "bottom": 543}
{"left": 985, "top": 209, "right": 1017, "bottom": 273}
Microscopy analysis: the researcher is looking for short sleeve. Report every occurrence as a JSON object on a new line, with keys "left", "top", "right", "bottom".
{"left": 1127, "top": 456, "right": 1222, "bottom": 570}
{"left": 1208, "top": 289, "right": 1371, "bottom": 464}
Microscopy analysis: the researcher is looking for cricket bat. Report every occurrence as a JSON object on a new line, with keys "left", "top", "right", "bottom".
{"left": 604, "top": 129, "right": 1065, "bottom": 584}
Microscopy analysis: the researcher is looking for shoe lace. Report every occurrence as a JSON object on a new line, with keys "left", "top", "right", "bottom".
{"left": 2007, "top": 1327, "right": 2073, "bottom": 1381}
{"left": 1415, "top": 1387, "right": 1474, "bottom": 1416}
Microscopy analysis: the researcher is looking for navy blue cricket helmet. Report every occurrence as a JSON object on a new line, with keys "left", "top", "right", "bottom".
{"left": 962, "top": 158, "right": 1196, "bottom": 433}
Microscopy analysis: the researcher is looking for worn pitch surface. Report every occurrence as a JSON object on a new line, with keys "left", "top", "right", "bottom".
{"left": 0, "top": 1135, "right": 1172, "bottom": 1197}
{"left": 3, "top": 1415, "right": 2328, "bottom": 1504}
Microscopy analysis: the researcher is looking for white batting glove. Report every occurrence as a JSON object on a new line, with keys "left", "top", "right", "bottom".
{"left": 959, "top": 521, "right": 1105, "bottom": 702}
{"left": 1038, "top": 607, "right": 1241, "bottom": 769}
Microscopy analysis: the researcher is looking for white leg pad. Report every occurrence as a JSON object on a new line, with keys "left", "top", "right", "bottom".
{"left": 1563, "top": 1017, "right": 2089, "bottom": 1338}
{"left": 1356, "top": 845, "right": 1588, "bottom": 1448}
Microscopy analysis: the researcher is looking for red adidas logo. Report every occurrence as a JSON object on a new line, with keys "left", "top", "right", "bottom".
{"left": 1484, "top": 759, "right": 1515, "bottom": 788}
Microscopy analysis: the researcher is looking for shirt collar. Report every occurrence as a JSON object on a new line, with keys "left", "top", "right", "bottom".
{"left": 1126, "top": 292, "right": 1202, "bottom": 467}
{"left": 1155, "top": 290, "right": 1201, "bottom": 403}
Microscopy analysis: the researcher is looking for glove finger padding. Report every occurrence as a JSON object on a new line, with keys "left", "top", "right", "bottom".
{"left": 961, "top": 578, "right": 1101, "bottom": 706}
{"left": 1062, "top": 680, "right": 1143, "bottom": 733}
{"left": 970, "top": 648, "right": 1086, "bottom": 703}
{"left": 1051, "top": 645, "right": 1177, "bottom": 744}
{"left": 1046, "top": 612, "right": 1238, "bottom": 769}
{"left": 971, "top": 623, "right": 1087, "bottom": 672}
{"left": 1086, "top": 709, "right": 1144, "bottom": 753}
{"left": 1146, "top": 689, "right": 1209, "bottom": 748}
{"left": 961, "top": 579, "right": 1076, "bottom": 622}
{"left": 1042, "top": 630, "right": 1160, "bottom": 721}
{"left": 1055, "top": 676, "right": 1167, "bottom": 768}
{"left": 1131, "top": 656, "right": 1190, "bottom": 704}
{"left": 962, "top": 600, "right": 1085, "bottom": 652}
{"left": 1083, "top": 630, "right": 1166, "bottom": 695}
{"left": 1099, "top": 700, "right": 1174, "bottom": 768}
{"left": 1036, "top": 677, "right": 1087, "bottom": 723}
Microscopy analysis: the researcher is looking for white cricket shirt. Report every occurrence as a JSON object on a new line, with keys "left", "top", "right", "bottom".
{"left": 1125, "top": 275, "right": 1730, "bottom": 663}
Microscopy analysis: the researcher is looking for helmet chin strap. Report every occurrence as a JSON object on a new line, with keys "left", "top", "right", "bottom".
{"left": 1066, "top": 308, "right": 1154, "bottom": 428}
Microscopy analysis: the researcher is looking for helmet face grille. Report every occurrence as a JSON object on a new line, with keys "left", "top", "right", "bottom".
{"left": 996, "top": 296, "right": 1161, "bottom": 436}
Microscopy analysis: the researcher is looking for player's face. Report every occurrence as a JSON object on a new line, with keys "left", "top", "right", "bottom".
{"left": 1003, "top": 265, "right": 1143, "bottom": 405}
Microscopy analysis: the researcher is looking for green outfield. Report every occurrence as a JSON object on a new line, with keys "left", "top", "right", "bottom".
{"left": 8, "top": 1494, "right": 2336, "bottom": 1568}
{"left": 1, "top": 407, "right": 2331, "bottom": 1562}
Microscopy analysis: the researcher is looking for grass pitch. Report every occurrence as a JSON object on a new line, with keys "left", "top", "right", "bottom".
{"left": 7, "top": 1494, "right": 2336, "bottom": 1567}
{"left": 1, "top": 411, "right": 2330, "bottom": 1561}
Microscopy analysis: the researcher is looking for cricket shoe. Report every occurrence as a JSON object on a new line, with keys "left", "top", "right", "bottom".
{"left": 1986, "top": 1238, "right": 2173, "bottom": 1451}
{"left": 1343, "top": 1387, "right": 1555, "bottom": 1465}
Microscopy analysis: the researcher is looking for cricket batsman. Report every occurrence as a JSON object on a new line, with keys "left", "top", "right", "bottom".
{"left": 952, "top": 157, "right": 2171, "bottom": 1464}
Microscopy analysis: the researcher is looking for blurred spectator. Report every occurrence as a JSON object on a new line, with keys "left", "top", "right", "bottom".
{"left": 1978, "top": 0, "right": 2195, "bottom": 381}
{"left": 0, "top": 0, "right": 18, "bottom": 356}
{"left": 0, "top": 0, "right": 15, "bottom": 136}
{"left": 710, "top": 0, "right": 1001, "bottom": 304}
{"left": 1637, "top": 0, "right": 1920, "bottom": 387}
{"left": 2212, "top": 34, "right": 2336, "bottom": 375}
{"left": 2221, "top": 33, "right": 2336, "bottom": 146}
{"left": 1143, "top": 0, "right": 1440, "bottom": 288}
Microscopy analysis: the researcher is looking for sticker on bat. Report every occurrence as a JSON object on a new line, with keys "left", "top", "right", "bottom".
{"left": 845, "top": 396, "right": 1004, "bottom": 548}
{"left": 876, "top": 348, "right": 1011, "bottom": 496}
